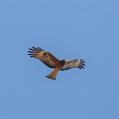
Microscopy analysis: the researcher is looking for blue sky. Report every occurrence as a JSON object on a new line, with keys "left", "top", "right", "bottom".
{"left": 0, "top": 0, "right": 119, "bottom": 119}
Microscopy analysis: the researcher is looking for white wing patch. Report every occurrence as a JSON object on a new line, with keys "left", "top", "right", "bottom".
{"left": 61, "top": 59, "right": 80, "bottom": 71}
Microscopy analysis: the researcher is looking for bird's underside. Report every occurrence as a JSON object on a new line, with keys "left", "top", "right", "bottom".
{"left": 28, "top": 47, "right": 85, "bottom": 80}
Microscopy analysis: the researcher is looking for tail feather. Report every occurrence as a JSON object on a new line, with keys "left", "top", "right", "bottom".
{"left": 46, "top": 68, "right": 61, "bottom": 80}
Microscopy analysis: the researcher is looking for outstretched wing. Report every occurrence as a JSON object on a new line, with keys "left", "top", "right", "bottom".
{"left": 61, "top": 59, "right": 85, "bottom": 71}
{"left": 28, "top": 47, "right": 61, "bottom": 68}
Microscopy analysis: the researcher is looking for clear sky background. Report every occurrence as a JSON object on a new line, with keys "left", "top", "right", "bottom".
{"left": 0, "top": 0, "right": 119, "bottom": 119}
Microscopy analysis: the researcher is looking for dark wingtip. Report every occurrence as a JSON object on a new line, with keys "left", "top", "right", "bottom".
{"left": 79, "top": 59, "right": 86, "bottom": 69}
{"left": 27, "top": 47, "right": 38, "bottom": 58}
{"left": 27, "top": 46, "right": 44, "bottom": 58}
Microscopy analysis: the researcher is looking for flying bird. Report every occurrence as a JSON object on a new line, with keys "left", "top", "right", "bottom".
{"left": 28, "top": 47, "right": 85, "bottom": 80}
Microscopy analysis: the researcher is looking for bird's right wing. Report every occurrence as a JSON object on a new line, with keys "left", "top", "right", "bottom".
{"left": 28, "top": 47, "right": 61, "bottom": 68}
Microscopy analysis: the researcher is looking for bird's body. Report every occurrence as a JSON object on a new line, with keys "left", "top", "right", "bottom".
{"left": 28, "top": 47, "right": 85, "bottom": 80}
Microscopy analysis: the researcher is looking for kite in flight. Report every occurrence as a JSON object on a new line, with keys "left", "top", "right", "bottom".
{"left": 28, "top": 47, "right": 85, "bottom": 80}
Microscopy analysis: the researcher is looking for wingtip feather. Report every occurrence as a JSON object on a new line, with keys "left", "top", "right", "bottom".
{"left": 79, "top": 59, "right": 86, "bottom": 69}
{"left": 28, "top": 46, "right": 44, "bottom": 58}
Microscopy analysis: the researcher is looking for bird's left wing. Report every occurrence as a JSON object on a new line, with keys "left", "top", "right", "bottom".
{"left": 61, "top": 59, "right": 85, "bottom": 71}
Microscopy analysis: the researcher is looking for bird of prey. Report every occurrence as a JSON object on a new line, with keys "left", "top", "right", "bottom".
{"left": 28, "top": 47, "right": 85, "bottom": 80}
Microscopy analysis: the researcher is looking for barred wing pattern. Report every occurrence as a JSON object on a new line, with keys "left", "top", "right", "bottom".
{"left": 28, "top": 47, "right": 61, "bottom": 68}
{"left": 61, "top": 59, "right": 85, "bottom": 71}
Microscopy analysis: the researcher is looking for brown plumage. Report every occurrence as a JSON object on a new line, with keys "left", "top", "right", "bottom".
{"left": 28, "top": 47, "right": 85, "bottom": 80}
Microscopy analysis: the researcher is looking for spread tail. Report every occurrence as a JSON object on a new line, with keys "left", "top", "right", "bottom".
{"left": 46, "top": 59, "right": 65, "bottom": 80}
{"left": 46, "top": 68, "right": 61, "bottom": 80}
